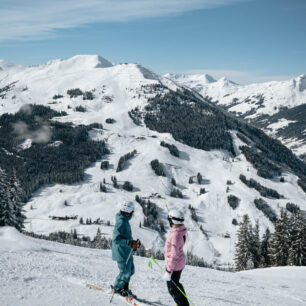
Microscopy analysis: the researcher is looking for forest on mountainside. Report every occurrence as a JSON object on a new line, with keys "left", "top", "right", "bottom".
{"left": 0, "top": 105, "right": 109, "bottom": 201}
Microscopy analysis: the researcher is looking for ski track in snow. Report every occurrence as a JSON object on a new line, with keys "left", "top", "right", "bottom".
{"left": 1, "top": 229, "right": 306, "bottom": 306}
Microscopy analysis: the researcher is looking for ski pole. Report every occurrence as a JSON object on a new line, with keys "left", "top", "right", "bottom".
{"left": 110, "top": 247, "right": 134, "bottom": 303}
{"left": 148, "top": 256, "right": 195, "bottom": 306}
{"left": 160, "top": 189, "right": 169, "bottom": 212}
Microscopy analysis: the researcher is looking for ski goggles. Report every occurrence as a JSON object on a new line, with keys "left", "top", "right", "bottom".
{"left": 168, "top": 216, "right": 184, "bottom": 223}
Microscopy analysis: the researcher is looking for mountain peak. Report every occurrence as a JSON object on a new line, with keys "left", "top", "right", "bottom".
{"left": 44, "top": 55, "right": 113, "bottom": 72}
{"left": 217, "top": 76, "right": 238, "bottom": 86}
{"left": 164, "top": 73, "right": 216, "bottom": 84}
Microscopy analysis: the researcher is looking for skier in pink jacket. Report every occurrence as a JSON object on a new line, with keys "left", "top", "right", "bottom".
{"left": 163, "top": 209, "right": 189, "bottom": 306}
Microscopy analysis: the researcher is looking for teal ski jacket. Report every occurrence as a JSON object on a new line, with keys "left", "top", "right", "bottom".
{"left": 112, "top": 212, "right": 133, "bottom": 262}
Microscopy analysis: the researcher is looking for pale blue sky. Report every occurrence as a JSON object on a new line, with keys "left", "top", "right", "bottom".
{"left": 0, "top": 0, "right": 305, "bottom": 83}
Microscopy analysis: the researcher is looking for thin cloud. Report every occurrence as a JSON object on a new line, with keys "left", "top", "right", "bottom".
{"left": 12, "top": 106, "right": 52, "bottom": 144}
{"left": 13, "top": 120, "right": 52, "bottom": 143}
{"left": 178, "top": 69, "right": 297, "bottom": 85}
{"left": 0, "top": 0, "right": 248, "bottom": 41}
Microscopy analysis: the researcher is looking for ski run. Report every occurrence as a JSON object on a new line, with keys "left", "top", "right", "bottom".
{"left": 1, "top": 227, "right": 306, "bottom": 306}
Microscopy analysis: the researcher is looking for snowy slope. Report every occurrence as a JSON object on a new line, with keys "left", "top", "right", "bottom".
{"left": 1, "top": 227, "right": 306, "bottom": 306}
{"left": 1, "top": 55, "right": 306, "bottom": 267}
{"left": 23, "top": 124, "right": 306, "bottom": 265}
{"left": 165, "top": 73, "right": 306, "bottom": 156}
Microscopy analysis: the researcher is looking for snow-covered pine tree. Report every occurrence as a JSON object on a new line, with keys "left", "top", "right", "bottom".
{"left": 72, "top": 229, "right": 78, "bottom": 239}
{"left": 260, "top": 228, "right": 271, "bottom": 267}
{"left": 0, "top": 168, "right": 6, "bottom": 191}
{"left": 0, "top": 170, "right": 16, "bottom": 228}
{"left": 93, "top": 227, "right": 102, "bottom": 248}
{"left": 288, "top": 213, "right": 306, "bottom": 266}
{"left": 288, "top": 212, "right": 298, "bottom": 265}
{"left": 0, "top": 169, "right": 26, "bottom": 231}
{"left": 250, "top": 220, "right": 261, "bottom": 268}
{"left": 235, "top": 214, "right": 253, "bottom": 271}
{"left": 269, "top": 209, "right": 290, "bottom": 266}
{"left": 0, "top": 168, "right": 8, "bottom": 226}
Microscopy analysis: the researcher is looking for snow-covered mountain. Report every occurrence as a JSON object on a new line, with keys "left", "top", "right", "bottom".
{"left": 1, "top": 55, "right": 306, "bottom": 267}
{"left": 165, "top": 73, "right": 306, "bottom": 158}
{"left": 1, "top": 226, "right": 306, "bottom": 306}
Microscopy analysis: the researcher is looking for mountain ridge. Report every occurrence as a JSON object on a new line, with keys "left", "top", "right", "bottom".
{"left": 165, "top": 72, "right": 306, "bottom": 157}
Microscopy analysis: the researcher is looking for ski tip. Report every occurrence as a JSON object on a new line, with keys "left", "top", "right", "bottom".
{"left": 125, "top": 297, "right": 138, "bottom": 306}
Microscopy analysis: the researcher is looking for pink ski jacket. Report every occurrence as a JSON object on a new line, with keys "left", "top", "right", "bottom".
{"left": 164, "top": 225, "right": 187, "bottom": 273}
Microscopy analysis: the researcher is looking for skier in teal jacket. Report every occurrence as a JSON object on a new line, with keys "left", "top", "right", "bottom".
{"left": 112, "top": 201, "right": 141, "bottom": 297}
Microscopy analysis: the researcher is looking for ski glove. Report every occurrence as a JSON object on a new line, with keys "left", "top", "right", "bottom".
{"left": 163, "top": 270, "right": 171, "bottom": 282}
{"left": 129, "top": 239, "right": 141, "bottom": 250}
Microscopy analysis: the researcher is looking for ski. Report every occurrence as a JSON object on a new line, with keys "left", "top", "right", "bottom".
{"left": 86, "top": 284, "right": 162, "bottom": 306}
{"left": 86, "top": 284, "right": 139, "bottom": 306}
{"left": 110, "top": 286, "right": 162, "bottom": 306}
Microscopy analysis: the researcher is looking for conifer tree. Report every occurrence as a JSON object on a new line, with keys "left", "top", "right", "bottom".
{"left": 197, "top": 172, "right": 202, "bottom": 184}
{"left": 288, "top": 213, "right": 306, "bottom": 266}
{"left": 0, "top": 169, "right": 8, "bottom": 226}
{"left": 72, "top": 229, "right": 78, "bottom": 239}
{"left": 235, "top": 214, "right": 253, "bottom": 271}
{"left": 0, "top": 197, "right": 16, "bottom": 228}
{"left": 93, "top": 228, "right": 102, "bottom": 248}
{"left": 260, "top": 228, "right": 271, "bottom": 267}
{"left": 200, "top": 188, "right": 206, "bottom": 195}
{"left": 0, "top": 169, "right": 26, "bottom": 231}
{"left": 171, "top": 177, "right": 176, "bottom": 186}
{"left": 250, "top": 220, "right": 261, "bottom": 268}
{"left": 269, "top": 209, "right": 290, "bottom": 266}
{"left": 0, "top": 168, "right": 6, "bottom": 191}
{"left": 99, "top": 183, "right": 107, "bottom": 192}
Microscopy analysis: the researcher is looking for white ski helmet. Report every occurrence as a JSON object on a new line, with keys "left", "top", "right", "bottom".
{"left": 168, "top": 209, "right": 184, "bottom": 225}
{"left": 120, "top": 201, "right": 135, "bottom": 214}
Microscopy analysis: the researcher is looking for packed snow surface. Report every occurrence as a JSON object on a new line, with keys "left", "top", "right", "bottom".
{"left": 1, "top": 227, "right": 306, "bottom": 306}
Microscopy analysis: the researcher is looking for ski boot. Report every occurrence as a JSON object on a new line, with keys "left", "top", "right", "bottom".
{"left": 111, "top": 285, "right": 129, "bottom": 297}
{"left": 124, "top": 283, "right": 137, "bottom": 298}
{"left": 116, "top": 288, "right": 129, "bottom": 297}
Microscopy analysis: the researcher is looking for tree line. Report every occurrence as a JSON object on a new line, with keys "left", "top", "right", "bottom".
{"left": 235, "top": 210, "right": 306, "bottom": 271}
{"left": 0, "top": 105, "right": 109, "bottom": 201}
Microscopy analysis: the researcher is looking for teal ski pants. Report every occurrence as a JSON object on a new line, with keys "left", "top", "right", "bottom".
{"left": 114, "top": 257, "right": 135, "bottom": 290}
